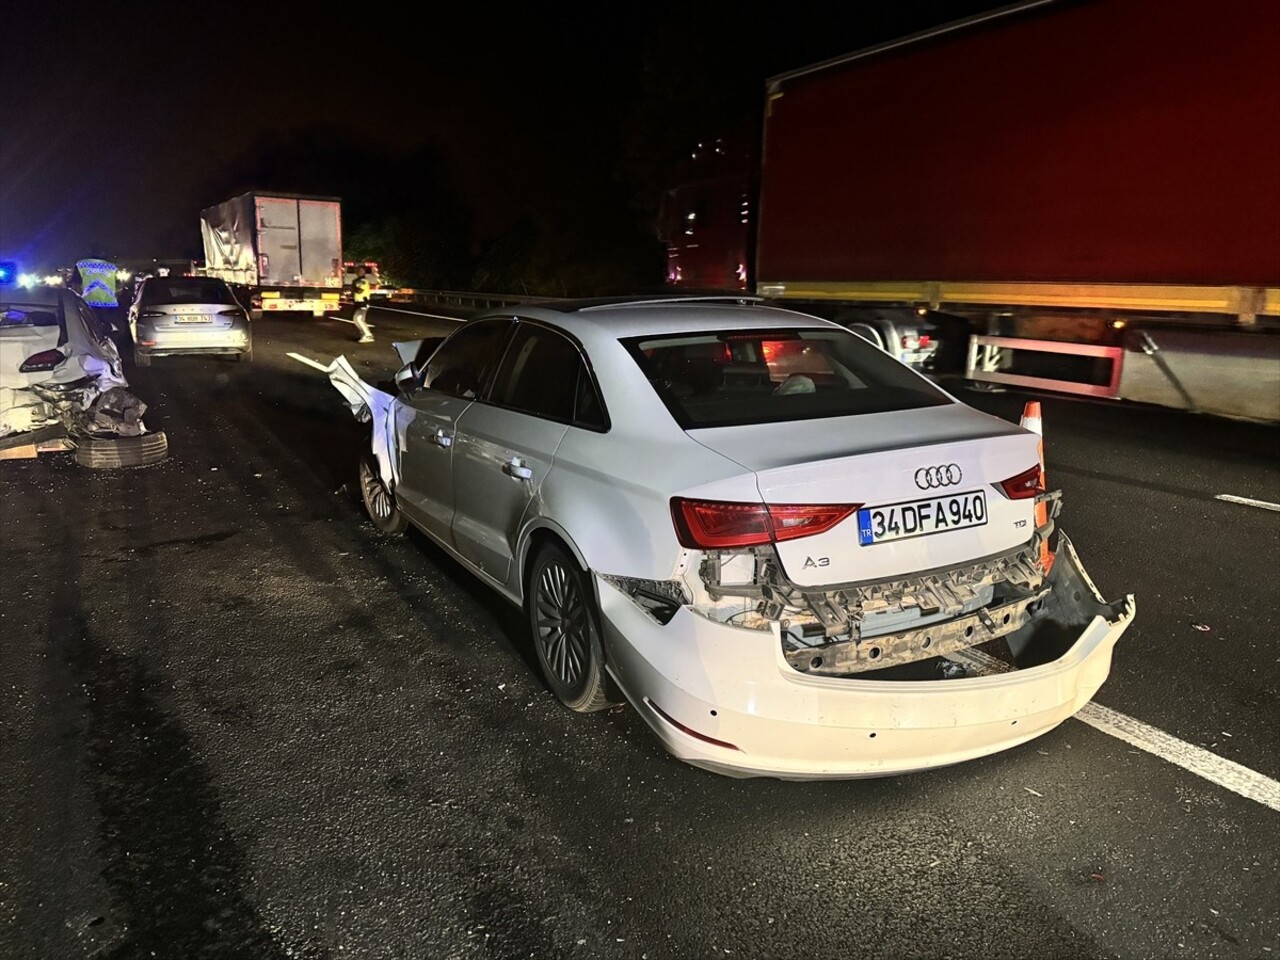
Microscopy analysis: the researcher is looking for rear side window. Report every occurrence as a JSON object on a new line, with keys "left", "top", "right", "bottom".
{"left": 141, "top": 279, "right": 237, "bottom": 306}
{"left": 423, "top": 318, "right": 513, "bottom": 399}
{"left": 623, "top": 328, "right": 950, "bottom": 429}
{"left": 489, "top": 323, "right": 605, "bottom": 429}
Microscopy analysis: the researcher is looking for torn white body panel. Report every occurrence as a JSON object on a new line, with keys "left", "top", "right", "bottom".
{"left": 290, "top": 351, "right": 402, "bottom": 489}
{"left": 0, "top": 388, "right": 56, "bottom": 437}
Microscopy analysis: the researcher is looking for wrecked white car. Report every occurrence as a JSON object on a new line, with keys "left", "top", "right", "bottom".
{"left": 0, "top": 284, "right": 167, "bottom": 468}
{"left": 305, "top": 297, "right": 1135, "bottom": 779}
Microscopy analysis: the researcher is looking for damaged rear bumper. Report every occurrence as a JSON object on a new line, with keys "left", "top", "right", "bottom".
{"left": 597, "top": 535, "right": 1134, "bottom": 779}
{"left": 1, "top": 381, "right": 152, "bottom": 454}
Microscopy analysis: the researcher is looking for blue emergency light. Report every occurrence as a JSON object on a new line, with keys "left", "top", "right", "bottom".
{"left": 0, "top": 261, "right": 16, "bottom": 285}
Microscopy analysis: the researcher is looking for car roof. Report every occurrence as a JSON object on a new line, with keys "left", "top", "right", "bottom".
{"left": 143, "top": 275, "right": 228, "bottom": 284}
{"left": 478, "top": 297, "right": 842, "bottom": 342}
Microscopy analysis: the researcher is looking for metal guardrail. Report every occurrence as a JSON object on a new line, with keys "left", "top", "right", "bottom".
{"left": 386, "top": 288, "right": 560, "bottom": 310}
{"left": 966, "top": 335, "right": 1125, "bottom": 399}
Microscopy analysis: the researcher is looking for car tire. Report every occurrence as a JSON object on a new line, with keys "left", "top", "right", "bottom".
{"left": 358, "top": 450, "right": 407, "bottom": 534}
{"left": 235, "top": 345, "right": 254, "bottom": 363}
{"left": 134, "top": 349, "right": 151, "bottom": 367}
{"left": 527, "top": 542, "right": 617, "bottom": 713}
{"left": 74, "top": 431, "right": 168, "bottom": 469}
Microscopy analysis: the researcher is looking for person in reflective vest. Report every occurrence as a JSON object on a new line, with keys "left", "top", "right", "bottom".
{"left": 351, "top": 266, "right": 374, "bottom": 343}
{"left": 77, "top": 259, "right": 120, "bottom": 309}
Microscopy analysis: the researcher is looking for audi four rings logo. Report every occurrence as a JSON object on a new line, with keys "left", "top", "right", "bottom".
{"left": 915, "top": 464, "right": 963, "bottom": 489}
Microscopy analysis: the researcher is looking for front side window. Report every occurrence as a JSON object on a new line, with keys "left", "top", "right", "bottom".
{"left": 490, "top": 322, "right": 599, "bottom": 425}
{"left": 623, "top": 327, "right": 951, "bottom": 429}
{"left": 422, "top": 318, "right": 513, "bottom": 400}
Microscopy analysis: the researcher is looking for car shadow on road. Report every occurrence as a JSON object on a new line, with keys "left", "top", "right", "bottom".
{"left": 399, "top": 525, "right": 545, "bottom": 682}
{"left": 44, "top": 517, "right": 291, "bottom": 958}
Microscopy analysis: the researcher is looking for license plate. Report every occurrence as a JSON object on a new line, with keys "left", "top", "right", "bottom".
{"left": 858, "top": 490, "right": 987, "bottom": 546}
{"left": 174, "top": 315, "right": 212, "bottom": 324}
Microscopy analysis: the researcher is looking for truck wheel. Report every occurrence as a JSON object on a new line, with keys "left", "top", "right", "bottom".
{"left": 74, "top": 431, "right": 168, "bottom": 469}
{"left": 359, "top": 450, "right": 407, "bottom": 534}
{"left": 526, "top": 542, "right": 618, "bottom": 713}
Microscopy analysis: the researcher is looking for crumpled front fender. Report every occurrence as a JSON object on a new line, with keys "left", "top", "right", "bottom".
{"left": 290, "top": 352, "right": 400, "bottom": 488}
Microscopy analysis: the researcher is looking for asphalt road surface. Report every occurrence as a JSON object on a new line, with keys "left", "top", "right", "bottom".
{"left": 2, "top": 305, "right": 1278, "bottom": 959}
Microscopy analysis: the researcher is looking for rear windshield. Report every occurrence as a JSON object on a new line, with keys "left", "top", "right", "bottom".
{"left": 141, "top": 279, "right": 237, "bottom": 306}
{"left": 623, "top": 328, "right": 951, "bottom": 429}
{"left": 0, "top": 305, "right": 61, "bottom": 329}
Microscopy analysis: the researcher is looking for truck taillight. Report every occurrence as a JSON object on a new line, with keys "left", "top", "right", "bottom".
{"left": 19, "top": 349, "right": 66, "bottom": 372}
{"left": 671, "top": 498, "right": 860, "bottom": 549}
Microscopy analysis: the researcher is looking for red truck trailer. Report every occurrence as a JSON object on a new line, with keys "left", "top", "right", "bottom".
{"left": 669, "top": 0, "right": 1280, "bottom": 420}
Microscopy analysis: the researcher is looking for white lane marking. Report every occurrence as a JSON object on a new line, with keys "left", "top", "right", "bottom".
{"left": 1214, "top": 494, "right": 1280, "bottom": 512}
{"left": 286, "top": 351, "right": 329, "bottom": 372}
{"left": 953, "top": 649, "right": 1280, "bottom": 813}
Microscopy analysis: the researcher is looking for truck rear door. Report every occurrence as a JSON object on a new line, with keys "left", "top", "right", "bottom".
{"left": 254, "top": 196, "right": 301, "bottom": 285}
{"left": 298, "top": 200, "right": 341, "bottom": 287}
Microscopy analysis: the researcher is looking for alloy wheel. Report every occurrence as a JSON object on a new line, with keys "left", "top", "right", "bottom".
{"left": 535, "top": 560, "right": 589, "bottom": 689}
{"left": 360, "top": 458, "right": 394, "bottom": 520}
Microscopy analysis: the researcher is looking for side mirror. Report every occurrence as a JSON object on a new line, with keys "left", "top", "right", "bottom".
{"left": 394, "top": 362, "right": 418, "bottom": 396}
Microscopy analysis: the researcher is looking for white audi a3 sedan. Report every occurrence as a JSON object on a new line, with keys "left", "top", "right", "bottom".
{"left": 320, "top": 297, "right": 1134, "bottom": 779}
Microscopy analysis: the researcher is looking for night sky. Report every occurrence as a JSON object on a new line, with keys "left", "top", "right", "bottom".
{"left": 3, "top": 0, "right": 1001, "bottom": 280}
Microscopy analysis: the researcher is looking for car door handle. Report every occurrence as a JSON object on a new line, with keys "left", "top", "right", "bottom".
{"left": 503, "top": 458, "right": 533, "bottom": 481}
{"left": 430, "top": 428, "right": 452, "bottom": 448}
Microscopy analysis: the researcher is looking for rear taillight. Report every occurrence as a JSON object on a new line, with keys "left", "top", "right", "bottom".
{"left": 997, "top": 465, "right": 1042, "bottom": 500}
{"left": 19, "top": 349, "right": 66, "bottom": 372}
{"left": 768, "top": 504, "right": 861, "bottom": 541}
{"left": 919, "top": 334, "right": 932, "bottom": 348}
{"left": 671, "top": 498, "right": 860, "bottom": 549}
